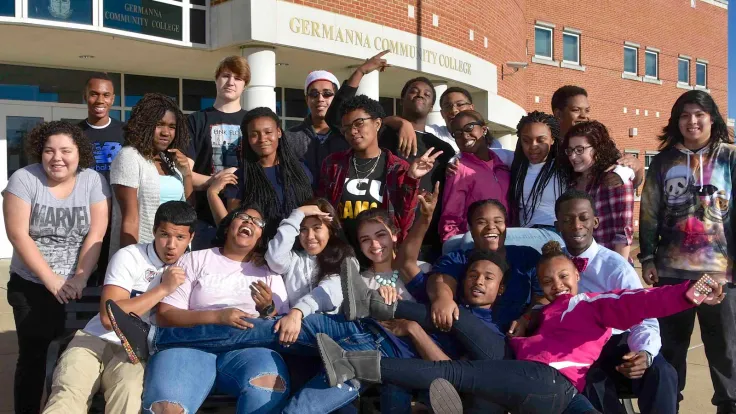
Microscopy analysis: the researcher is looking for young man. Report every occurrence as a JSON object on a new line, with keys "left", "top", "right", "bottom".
{"left": 42, "top": 201, "right": 196, "bottom": 414}
{"left": 187, "top": 56, "right": 249, "bottom": 250}
{"left": 286, "top": 70, "right": 350, "bottom": 187}
{"left": 77, "top": 73, "right": 125, "bottom": 285}
{"left": 317, "top": 94, "right": 439, "bottom": 244}
{"left": 554, "top": 189, "right": 677, "bottom": 414}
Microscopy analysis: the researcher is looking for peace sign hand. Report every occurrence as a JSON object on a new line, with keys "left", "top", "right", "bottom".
{"left": 418, "top": 181, "right": 441, "bottom": 218}
{"left": 408, "top": 148, "right": 444, "bottom": 180}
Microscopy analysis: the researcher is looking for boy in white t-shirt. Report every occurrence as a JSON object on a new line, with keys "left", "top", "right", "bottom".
{"left": 42, "top": 201, "right": 196, "bottom": 414}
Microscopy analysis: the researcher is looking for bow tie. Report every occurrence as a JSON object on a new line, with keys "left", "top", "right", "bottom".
{"left": 571, "top": 257, "right": 589, "bottom": 273}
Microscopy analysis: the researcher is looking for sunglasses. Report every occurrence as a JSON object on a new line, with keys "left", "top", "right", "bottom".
{"left": 307, "top": 90, "right": 335, "bottom": 99}
{"left": 235, "top": 213, "right": 266, "bottom": 229}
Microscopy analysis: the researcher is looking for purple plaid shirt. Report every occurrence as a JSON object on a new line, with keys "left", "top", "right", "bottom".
{"left": 588, "top": 174, "right": 635, "bottom": 252}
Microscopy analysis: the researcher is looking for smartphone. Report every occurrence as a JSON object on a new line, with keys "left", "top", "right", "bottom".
{"left": 686, "top": 274, "right": 714, "bottom": 305}
{"left": 159, "top": 151, "right": 177, "bottom": 176}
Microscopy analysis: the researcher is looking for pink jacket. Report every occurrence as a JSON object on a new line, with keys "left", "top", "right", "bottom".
{"left": 439, "top": 151, "right": 510, "bottom": 242}
{"left": 510, "top": 282, "right": 694, "bottom": 391}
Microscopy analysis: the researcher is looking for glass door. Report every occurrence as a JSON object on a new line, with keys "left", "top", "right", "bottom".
{"left": 0, "top": 104, "right": 52, "bottom": 258}
{"left": 52, "top": 107, "right": 89, "bottom": 124}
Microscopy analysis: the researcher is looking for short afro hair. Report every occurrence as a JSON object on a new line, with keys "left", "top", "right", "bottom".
{"left": 554, "top": 189, "right": 597, "bottom": 218}
{"left": 338, "top": 95, "right": 386, "bottom": 120}
{"left": 400, "top": 77, "right": 436, "bottom": 105}
{"left": 24, "top": 121, "right": 94, "bottom": 169}
{"left": 551, "top": 85, "right": 588, "bottom": 113}
{"left": 439, "top": 86, "right": 473, "bottom": 107}
{"left": 466, "top": 249, "right": 511, "bottom": 288}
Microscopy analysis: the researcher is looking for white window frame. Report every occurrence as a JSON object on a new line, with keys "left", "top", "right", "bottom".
{"left": 562, "top": 31, "right": 580, "bottom": 65}
{"left": 534, "top": 25, "right": 554, "bottom": 60}
{"left": 623, "top": 46, "right": 638, "bottom": 75}
{"left": 625, "top": 150, "right": 641, "bottom": 200}
{"left": 696, "top": 61, "right": 708, "bottom": 88}
{"left": 644, "top": 50, "right": 659, "bottom": 79}
{"left": 678, "top": 57, "right": 690, "bottom": 85}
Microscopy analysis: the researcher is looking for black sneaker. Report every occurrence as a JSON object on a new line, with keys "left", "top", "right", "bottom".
{"left": 429, "top": 378, "right": 463, "bottom": 414}
{"left": 106, "top": 299, "right": 151, "bottom": 364}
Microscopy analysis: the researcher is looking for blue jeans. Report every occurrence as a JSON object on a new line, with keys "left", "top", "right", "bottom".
{"left": 142, "top": 347, "right": 289, "bottom": 414}
{"left": 442, "top": 227, "right": 565, "bottom": 255}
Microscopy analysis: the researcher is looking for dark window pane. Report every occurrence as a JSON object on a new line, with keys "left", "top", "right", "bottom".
{"left": 110, "top": 110, "right": 122, "bottom": 121}
{"left": 379, "top": 97, "right": 394, "bottom": 116}
{"left": 7, "top": 116, "right": 44, "bottom": 177}
{"left": 396, "top": 99, "right": 404, "bottom": 116}
{"left": 285, "top": 88, "right": 307, "bottom": 118}
{"left": 696, "top": 63, "right": 707, "bottom": 87}
{"left": 0, "top": 64, "right": 121, "bottom": 105}
{"left": 275, "top": 87, "right": 283, "bottom": 116}
{"left": 624, "top": 48, "right": 637, "bottom": 74}
{"left": 124, "top": 74, "right": 178, "bottom": 107}
{"left": 535, "top": 27, "right": 552, "bottom": 58}
{"left": 563, "top": 33, "right": 578, "bottom": 63}
{"left": 645, "top": 52, "right": 657, "bottom": 78}
{"left": 191, "top": 0, "right": 206, "bottom": 4}
{"left": 29, "top": 0, "right": 92, "bottom": 25}
{"left": 284, "top": 119, "right": 302, "bottom": 130}
{"left": 678, "top": 60, "right": 689, "bottom": 83}
{"left": 190, "top": 8, "right": 206, "bottom": 44}
{"left": 0, "top": 0, "right": 14, "bottom": 16}
{"left": 183, "top": 79, "right": 216, "bottom": 111}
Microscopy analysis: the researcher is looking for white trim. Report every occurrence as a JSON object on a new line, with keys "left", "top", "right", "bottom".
{"left": 677, "top": 82, "right": 694, "bottom": 90}
{"left": 563, "top": 26, "right": 581, "bottom": 34}
{"left": 624, "top": 41, "right": 641, "bottom": 48}
{"left": 697, "top": 58, "right": 710, "bottom": 63}
{"left": 623, "top": 45, "right": 638, "bottom": 75}
{"left": 561, "top": 62, "right": 586, "bottom": 71}
{"left": 535, "top": 20, "right": 555, "bottom": 29}
{"left": 548, "top": 361, "right": 591, "bottom": 370}
{"left": 645, "top": 46, "right": 661, "bottom": 53}
{"left": 643, "top": 77, "right": 662, "bottom": 85}
{"left": 534, "top": 25, "right": 554, "bottom": 60}
{"left": 532, "top": 56, "right": 560, "bottom": 67}
{"left": 621, "top": 72, "right": 642, "bottom": 82}
{"left": 679, "top": 54, "right": 693, "bottom": 60}
{"left": 699, "top": 0, "right": 729, "bottom": 9}
{"left": 644, "top": 49, "right": 659, "bottom": 79}
{"left": 562, "top": 31, "right": 580, "bottom": 65}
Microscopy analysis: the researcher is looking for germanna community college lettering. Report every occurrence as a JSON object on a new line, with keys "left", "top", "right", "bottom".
{"left": 104, "top": 3, "right": 180, "bottom": 33}
{"left": 288, "top": 17, "right": 472, "bottom": 75}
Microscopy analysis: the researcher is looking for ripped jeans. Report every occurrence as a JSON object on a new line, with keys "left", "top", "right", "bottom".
{"left": 142, "top": 347, "right": 289, "bottom": 414}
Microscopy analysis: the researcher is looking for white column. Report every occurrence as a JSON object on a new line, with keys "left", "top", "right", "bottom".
{"left": 241, "top": 47, "right": 276, "bottom": 111}
{"left": 427, "top": 81, "right": 448, "bottom": 127}
{"left": 355, "top": 70, "right": 379, "bottom": 100}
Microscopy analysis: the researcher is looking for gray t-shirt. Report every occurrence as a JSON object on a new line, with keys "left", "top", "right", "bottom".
{"left": 3, "top": 164, "right": 110, "bottom": 284}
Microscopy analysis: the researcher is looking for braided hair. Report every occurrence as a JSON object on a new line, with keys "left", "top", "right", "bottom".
{"left": 509, "top": 111, "right": 566, "bottom": 226}
{"left": 124, "top": 93, "right": 189, "bottom": 160}
{"left": 239, "top": 107, "right": 313, "bottom": 239}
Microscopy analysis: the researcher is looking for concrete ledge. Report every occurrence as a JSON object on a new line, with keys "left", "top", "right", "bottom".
{"left": 532, "top": 56, "right": 559, "bottom": 67}
{"left": 621, "top": 72, "right": 642, "bottom": 82}
{"left": 561, "top": 61, "right": 586, "bottom": 71}
{"left": 643, "top": 77, "right": 663, "bottom": 85}
{"left": 677, "top": 82, "right": 694, "bottom": 90}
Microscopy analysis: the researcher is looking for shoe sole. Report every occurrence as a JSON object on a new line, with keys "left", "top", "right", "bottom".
{"left": 341, "top": 260, "right": 357, "bottom": 321}
{"left": 316, "top": 334, "right": 338, "bottom": 387}
{"left": 429, "top": 378, "right": 462, "bottom": 414}
{"left": 106, "top": 301, "right": 141, "bottom": 365}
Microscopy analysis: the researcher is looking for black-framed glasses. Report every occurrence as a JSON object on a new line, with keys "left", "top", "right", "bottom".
{"left": 441, "top": 101, "right": 472, "bottom": 112}
{"left": 307, "top": 90, "right": 335, "bottom": 99}
{"left": 452, "top": 121, "right": 484, "bottom": 139}
{"left": 235, "top": 213, "right": 266, "bottom": 228}
{"left": 564, "top": 145, "right": 593, "bottom": 156}
{"left": 340, "top": 117, "right": 374, "bottom": 135}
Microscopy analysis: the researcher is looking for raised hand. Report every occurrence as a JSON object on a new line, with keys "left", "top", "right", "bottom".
{"left": 207, "top": 167, "right": 238, "bottom": 195}
{"left": 167, "top": 149, "right": 191, "bottom": 176}
{"left": 358, "top": 50, "right": 391, "bottom": 75}
{"left": 408, "top": 147, "right": 444, "bottom": 180}
{"left": 298, "top": 205, "right": 332, "bottom": 220}
{"left": 418, "top": 181, "right": 440, "bottom": 218}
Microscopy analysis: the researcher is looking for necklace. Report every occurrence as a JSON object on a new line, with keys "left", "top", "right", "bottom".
{"left": 374, "top": 270, "right": 399, "bottom": 287}
{"left": 352, "top": 154, "right": 381, "bottom": 179}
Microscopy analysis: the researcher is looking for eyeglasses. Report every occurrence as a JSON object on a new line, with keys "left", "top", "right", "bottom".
{"left": 307, "top": 90, "right": 335, "bottom": 99}
{"left": 441, "top": 101, "right": 472, "bottom": 112}
{"left": 452, "top": 121, "right": 484, "bottom": 139}
{"left": 235, "top": 213, "right": 266, "bottom": 228}
{"left": 564, "top": 145, "right": 593, "bottom": 156}
{"left": 340, "top": 117, "right": 374, "bottom": 135}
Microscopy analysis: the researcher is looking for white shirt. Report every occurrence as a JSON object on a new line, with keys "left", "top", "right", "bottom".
{"left": 519, "top": 163, "right": 562, "bottom": 227}
{"left": 565, "top": 240, "right": 662, "bottom": 356}
{"left": 425, "top": 123, "right": 459, "bottom": 153}
{"left": 83, "top": 243, "right": 165, "bottom": 344}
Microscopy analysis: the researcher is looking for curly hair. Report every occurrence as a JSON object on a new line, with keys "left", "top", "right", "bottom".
{"left": 24, "top": 121, "right": 95, "bottom": 169}
{"left": 659, "top": 90, "right": 733, "bottom": 153}
{"left": 537, "top": 240, "right": 573, "bottom": 270}
{"left": 509, "top": 111, "right": 566, "bottom": 225}
{"left": 298, "top": 198, "right": 355, "bottom": 283}
{"left": 214, "top": 202, "right": 267, "bottom": 267}
{"left": 123, "top": 93, "right": 189, "bottom": 160}
{"left": 338, "top": 95, "right": 386, "bottom": 120}
{"left": 559, "top": 121, "right": 621, "bottom": 187}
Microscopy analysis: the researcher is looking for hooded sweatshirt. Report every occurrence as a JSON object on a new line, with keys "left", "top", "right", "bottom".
{"left": 639, "top": 143, "right": 736, "bottom": 281}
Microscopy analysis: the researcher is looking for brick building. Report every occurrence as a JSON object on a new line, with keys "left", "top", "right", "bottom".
{"left": 0, "top": 0, "right": 728, "bottom": 256}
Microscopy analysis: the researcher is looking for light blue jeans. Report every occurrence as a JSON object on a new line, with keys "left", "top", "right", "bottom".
{"left": 442, "top": 227, "right": 565, "bottom": 255}
{"left": 142, "top": 347, "right": 289, "bottom": 414}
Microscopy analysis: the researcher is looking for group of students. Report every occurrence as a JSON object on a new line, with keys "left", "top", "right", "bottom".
{"left": 4, "top": 49, "right": 735, "bottom": 414}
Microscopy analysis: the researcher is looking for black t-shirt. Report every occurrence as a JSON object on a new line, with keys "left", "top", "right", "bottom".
{"left": 186, "top": 107, "right": 247, "bottom": 225}
{"left": 77, "top": 119, "right": 125, "bottom": 183}
{"left": 338, "top": 152, "right": 388, "bottom": 241}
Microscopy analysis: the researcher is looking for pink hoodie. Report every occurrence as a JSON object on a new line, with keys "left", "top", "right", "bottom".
{"left": 440, "top": 151, "right": 510, "bottom": 242}
{"left": 509, "top": 282, "right": 694, "bottom": 391}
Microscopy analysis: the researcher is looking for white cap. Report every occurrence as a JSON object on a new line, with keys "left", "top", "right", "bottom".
{"left": 304, "top": 70, "right": 340, "bottom": 94}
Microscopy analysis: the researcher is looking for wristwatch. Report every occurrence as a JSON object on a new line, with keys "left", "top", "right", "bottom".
{"left": 259, "top": 301, "right": 275, "bottom": 317}
{"left": 644, "top": 351, "right": 654, "bottom": 368}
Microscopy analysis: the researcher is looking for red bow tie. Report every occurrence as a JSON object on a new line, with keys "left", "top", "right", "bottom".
{"left": 571, "top": 257, "right": 589, "bottom": 273}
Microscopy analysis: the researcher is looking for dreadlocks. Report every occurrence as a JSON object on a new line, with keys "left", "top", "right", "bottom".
{"left": 124, "top": 93, "right": 189, "bottom": 159}
{"left": 239, "top": 107, "right": 313, "bottom": 238}
{"left": 508, "top": 111, "right": 566, "bottom": 226}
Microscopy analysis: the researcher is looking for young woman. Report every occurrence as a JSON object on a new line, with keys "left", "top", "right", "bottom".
{"left": 559, "top": 121, "right": 634, "bottom": 260}
{"left": 208, "top": 107, "right": 313, "bottom": 238}
{"left": 639, "top": 90, "right": 736, "bottom": 412}
{"left": 110, "top": 93, "right": 193, "bottom": 256}
{"left": 3, "top": 121, "right": 110, "bottom": 414}
{"left": 317, "top": 241, "right": 725, "bottom": 414}
{"left": 133, "top": 204, "right": 292, "bottom": 414}
{"left": 440, "top": 110, "right": 510, "bottom": 243}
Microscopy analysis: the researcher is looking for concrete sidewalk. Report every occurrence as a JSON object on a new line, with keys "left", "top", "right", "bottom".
{"left": 0, "top": 260, "right": 719, "bottom": 413}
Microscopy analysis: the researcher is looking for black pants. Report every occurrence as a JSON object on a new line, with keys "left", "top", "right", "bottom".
{"left": 7, "top": 273, "right": 65, "bottom": 414}
{"left": 656, "top": 276, "right": 736, "bottom": 411}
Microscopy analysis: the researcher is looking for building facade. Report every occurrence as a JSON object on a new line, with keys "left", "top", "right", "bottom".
{"left": 0, "top": 0, "right": 728, "bottom": 257}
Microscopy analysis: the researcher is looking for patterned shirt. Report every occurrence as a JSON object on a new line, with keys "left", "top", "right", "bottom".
{"left": 587, "top": 173, "right": 635, "bottom": 254}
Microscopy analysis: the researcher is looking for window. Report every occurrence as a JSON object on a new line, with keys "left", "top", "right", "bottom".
{"left": 0, "top": 64, "right": 121, "bottom": 105}
{"left": 645, "top": 50, "right": 658, "bottom": 78}
{"left": 678, "top": 58, "right": 690, "bottom": 84}
{"left": 562, "top": 32, "right": 580, "bottom": 64}
{"left": 534, "top": 26, "right": 553, "bottom": 59}
{"left": 183, "top": 79, "right": 216, "bottom": 111}
{"left": 124, "top": 75, "right": 179, "bottom": 107}
{"left": 623, "top": 47, "right": 638, "bottom": 74}
{"left": 696, "top": 62, "right": 707, "bottom": 87}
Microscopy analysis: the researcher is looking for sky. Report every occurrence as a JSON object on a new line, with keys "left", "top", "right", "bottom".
{"left": 729, "top": 4, "right": 735, "bottom": 120}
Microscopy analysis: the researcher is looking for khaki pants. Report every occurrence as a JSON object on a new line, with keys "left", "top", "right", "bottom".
{"left": 43, "top": 331, "right": 145, "bottom": 414}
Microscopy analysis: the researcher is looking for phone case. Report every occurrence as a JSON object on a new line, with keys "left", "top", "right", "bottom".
{"left": 686, "top": 274, "right": 714, "bottom": 305}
